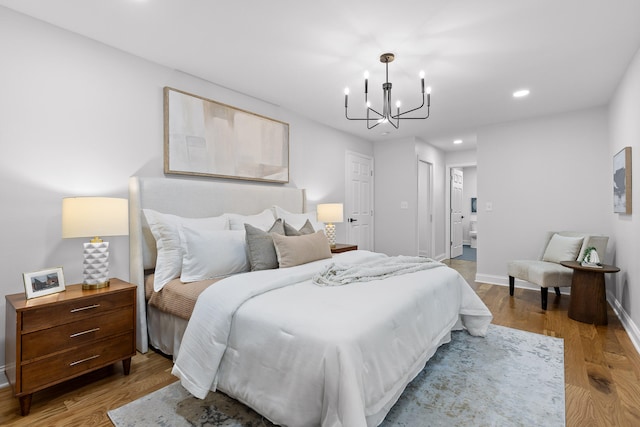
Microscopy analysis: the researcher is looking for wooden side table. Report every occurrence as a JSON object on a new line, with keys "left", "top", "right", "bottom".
{"left": 561, "top": 261, "right": 619, "bottom": 325}
{"left": 331, "top": 243, "right": 358, "bottom": 254}
{"left": 5, "top": 279, "right": 136, "bottom": 415}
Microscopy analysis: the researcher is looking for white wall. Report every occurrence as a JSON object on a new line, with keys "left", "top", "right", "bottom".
{"left": 476, "top": 107, "right": 612, "bottom": 285}
{"left": 608, "top": 45, "right": 640, "bottom": 348}
{"left": 373, "top": 137, "right": 447, "bottom": 258}
{"left": 0, "top": 7, "right": 372, "bottom": 371}
{"left": 373, "top": 138, "right": 418, "bottom": 256}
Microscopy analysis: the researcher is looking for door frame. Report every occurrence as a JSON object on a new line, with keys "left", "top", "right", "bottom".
{"left": 417, "top": 159, "right": 434, "bottom": 258}
{"left": 445, "top": 161, "right": 477, "bottom": 259}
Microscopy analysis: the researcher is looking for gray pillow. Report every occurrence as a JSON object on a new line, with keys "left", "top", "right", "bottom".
{"left": 245, "top": 219, "right": 285, "bottom": 271}
{"left": 283, "top": 219, "right": 316, "bottom": 236}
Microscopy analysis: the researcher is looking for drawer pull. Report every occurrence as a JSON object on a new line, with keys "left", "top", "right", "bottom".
{"left": 70, "top": 304, "right": 100, "bottom": 313}
{"left": 69, "top": 354, "right": 100, "bottom": 367}
{"left": 69, "top": 327, "right": 100, "bottom": 338}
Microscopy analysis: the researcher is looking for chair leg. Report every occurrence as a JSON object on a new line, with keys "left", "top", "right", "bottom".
{"left": 509, "top": 276, "right": 515, "bottom": 296}
{"left": 541, "top": 287, "right": 548, "bottom": 310}
{"left": 540, "top": 288, "right": 549, "bottom": 310}
{"left": 554, "top": 287, "right": 561, "bottom": 296}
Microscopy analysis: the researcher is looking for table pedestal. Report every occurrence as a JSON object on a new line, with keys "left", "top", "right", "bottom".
{"left": 562, "top": 261, "right": 619, "bottom": 326}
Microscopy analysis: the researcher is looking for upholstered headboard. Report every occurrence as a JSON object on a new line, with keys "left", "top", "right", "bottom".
{"left": 129, "top": 176, "right": 306, "bottom": 352}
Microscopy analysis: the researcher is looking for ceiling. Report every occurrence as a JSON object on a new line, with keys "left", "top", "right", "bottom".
{"left": 2, "top": 0, "right": 640, "bottom": 152}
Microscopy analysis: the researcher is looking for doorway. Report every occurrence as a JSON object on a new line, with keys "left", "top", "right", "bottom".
{"left": 446, "top": 163, "right": 477, "bottom": 260}
{"left": 418, "top": 160, "right": 434, "bottom": 258}
{"left": 450, "top": 168, "right": 464, "bottom": 258}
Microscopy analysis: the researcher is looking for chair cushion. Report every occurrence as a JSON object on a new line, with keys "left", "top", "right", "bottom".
{"left": 508, "top": 260, "right": 573, "bottom": 288}
{"left": 542, "top": 234, "right": 583, "bottom": 263}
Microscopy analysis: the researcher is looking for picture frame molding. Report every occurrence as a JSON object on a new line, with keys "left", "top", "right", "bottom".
{"left": 23, "top": 267, "right": 66, "bottom": 299}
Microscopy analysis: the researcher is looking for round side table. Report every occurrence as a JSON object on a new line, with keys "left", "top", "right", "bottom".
{"left": 561, "top": 261, "right": 619, "bottom": 325}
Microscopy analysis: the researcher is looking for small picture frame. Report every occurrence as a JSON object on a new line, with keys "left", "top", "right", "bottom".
{"left": 23, "top": 267, "right": 66, "bottom": 299}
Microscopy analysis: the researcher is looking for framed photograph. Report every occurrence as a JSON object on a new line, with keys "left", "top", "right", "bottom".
{"left": 164, "top": 87, "right": 290, "bottom": 183}
{"left": 23, "top": 267, "right": 66, "bottom": 299}
{"left": 613, "top": 147, "right": 632, "bottom": 214}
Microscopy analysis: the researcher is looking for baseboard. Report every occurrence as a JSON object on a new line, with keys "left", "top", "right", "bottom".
{"left": 606, "top": 290, "right": 640, "bottom": 355}
{"left": 477, "top": 273, "right": 640, "bottom": 355}
{"left": 0, "top": 366, "right": 8, "bottom": 389}
{"left": 434, "top": 252, "right": 447, "bottom": 262}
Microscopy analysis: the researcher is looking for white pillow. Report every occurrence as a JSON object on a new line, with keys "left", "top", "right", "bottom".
{"left": 179, "top": 226, "right": 249, "bottom": 282}
{"left": 227, "top": 209, "right": 276, "bottom": 231}
{"left": 542, "top": 234, "right": 584, "bottom": 263}
{"left": 272, "top": 205, "right": 325, "bottom": 232}
{"left": 143, "top": 209, "right": 229, "bottom": 291}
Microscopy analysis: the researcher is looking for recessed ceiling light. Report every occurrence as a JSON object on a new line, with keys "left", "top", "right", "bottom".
{"left": 453, "top": 139, "right": 463, "bottom": 145}
{"left": 513, "top": 89, "right": 530, "bottom": 98}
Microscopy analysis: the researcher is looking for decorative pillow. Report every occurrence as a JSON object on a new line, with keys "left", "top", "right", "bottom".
{"left": 245, "top": 219, "right": 285, "bottom": 271}
{"left": 271, "top": 231, "right": 332, "bottom": 268}
{"left": 143, "top": 209, "right": 229, "bottom": 291}
{"left": 283, "top": 219, "right": 316, "bottom": 236}
{"left": 542, "top": 234, "right": 584, "bottom": 263}
{"left": 227, "top": 209, "right": 276, "bottom": 231}
{"left": 178, "top": 226, "right": 249, "bottom": 282}
{"left": 272, "top": 205, "right": 325, "bottom": 232}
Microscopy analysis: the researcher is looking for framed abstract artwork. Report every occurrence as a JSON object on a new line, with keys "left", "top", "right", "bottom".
{"left": 613, "top": 146, "right": 632, "bottom": 214}
{"left": 164, "top": 87, "right": 289, "bottom": 183}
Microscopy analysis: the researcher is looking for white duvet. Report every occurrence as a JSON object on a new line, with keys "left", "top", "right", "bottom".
{"left": 172, "top": 250, "right": 492, "bottom": 427}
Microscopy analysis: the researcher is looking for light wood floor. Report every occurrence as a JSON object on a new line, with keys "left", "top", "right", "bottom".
{"left": 2, "top": 259, "right": 639, "bottom": 426}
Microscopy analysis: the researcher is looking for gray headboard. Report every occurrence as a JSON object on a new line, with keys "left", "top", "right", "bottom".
{"left": 129, "top": 176, "right": 307, "bottom": 353}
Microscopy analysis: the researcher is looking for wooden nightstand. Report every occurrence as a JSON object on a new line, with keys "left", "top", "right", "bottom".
{"left": 5, "top": 278, "right": 136, "bottom": 416}
{"left": 331, "top": 243, "right": 358, "bottom": 253}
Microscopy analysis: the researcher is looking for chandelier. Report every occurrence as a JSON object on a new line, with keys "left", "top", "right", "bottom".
{"left": 344, "top": 53, "right": 431, "bottom": 129}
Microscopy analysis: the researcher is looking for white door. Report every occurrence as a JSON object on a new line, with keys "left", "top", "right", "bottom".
{"left": 450, "top": 168, "right": 464, "bottom": 258}
{"left": 418, "top": 160, "right": 433, "bottom": 257}
{"left": 345, "top": 151, "right": 374, "bottom": 251}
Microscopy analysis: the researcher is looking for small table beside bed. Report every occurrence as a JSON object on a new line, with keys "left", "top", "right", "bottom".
{"left": 128, "top": 176, "right": 492, "bottom": 427}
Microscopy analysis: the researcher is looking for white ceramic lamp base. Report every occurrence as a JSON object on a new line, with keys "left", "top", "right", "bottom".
{"left": 83, "top": 241, "right": 110, "bottom": 289}
{"left": 325, "top": 223, "right": 336, "bottom": 248}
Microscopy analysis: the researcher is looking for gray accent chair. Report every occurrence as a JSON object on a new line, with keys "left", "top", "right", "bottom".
{"left": 507, "top": 232, "right": 609, "bottom": 310}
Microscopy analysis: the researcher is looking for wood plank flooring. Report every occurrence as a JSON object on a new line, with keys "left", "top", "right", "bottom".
{"left": 1, "top": 259, "right": 639, "bottom": 426}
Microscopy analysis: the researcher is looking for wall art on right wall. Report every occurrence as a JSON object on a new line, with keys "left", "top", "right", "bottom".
{"left": 613, "top": 146, "right": 632, "bottom": 214}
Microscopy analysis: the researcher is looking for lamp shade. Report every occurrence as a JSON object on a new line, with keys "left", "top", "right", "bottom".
{"left": 317, "top": 203, "right": 344, "bottom": 223}
{"left": 62, "top": 197, "right": 129, "bottom": 238}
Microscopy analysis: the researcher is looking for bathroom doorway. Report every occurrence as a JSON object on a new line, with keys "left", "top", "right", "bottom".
{"left": 446, "top": 164, "right": 477, "bottom": 261}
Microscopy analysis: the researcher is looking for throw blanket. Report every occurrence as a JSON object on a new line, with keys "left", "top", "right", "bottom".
{"left": 313, "top": 255, "right": 444, "bottom": 286}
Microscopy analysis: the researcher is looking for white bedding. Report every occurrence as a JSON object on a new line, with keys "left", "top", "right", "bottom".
{"left": 172, "top": 250, "right": 492, "bottom": 427}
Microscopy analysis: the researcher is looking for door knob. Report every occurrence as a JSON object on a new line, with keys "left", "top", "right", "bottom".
{"left": 348, "top": 218, "right": 358, "bottom": 223}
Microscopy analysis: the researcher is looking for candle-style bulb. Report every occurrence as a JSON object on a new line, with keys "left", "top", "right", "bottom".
{"left": 344, "top": 87, "right": 349, "bottom": 108}
{"left": 364, "top": 70, "right": 369, "bottom": 94}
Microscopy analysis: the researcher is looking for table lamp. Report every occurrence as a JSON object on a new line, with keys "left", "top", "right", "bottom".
{"left": 317, "top": 203, "right": 343, "bottom": 248}
{"left": 62, "top": 197, "right": 128, "bottom": 289}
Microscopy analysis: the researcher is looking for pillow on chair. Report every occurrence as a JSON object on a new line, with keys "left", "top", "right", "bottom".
{"left": 542, "top": 234, "right": 584, "bottom": 263}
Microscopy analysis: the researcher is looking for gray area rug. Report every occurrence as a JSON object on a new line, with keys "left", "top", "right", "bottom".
{"left": 108, "top": 324, "right": 565, "bottom": 426}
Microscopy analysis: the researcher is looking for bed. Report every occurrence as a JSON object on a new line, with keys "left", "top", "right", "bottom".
{"left": 128, "top": 176, "right": 492, "bottom": 427}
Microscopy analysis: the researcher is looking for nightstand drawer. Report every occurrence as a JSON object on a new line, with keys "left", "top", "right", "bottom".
{"left": 21, "top": 291, "right": 133, "bottom": 333}
{"left": 21, "top": 307, "right": 134, "bottom": 360}
{"left": 21, "top": 332, "right": 134, "bottom": 391}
